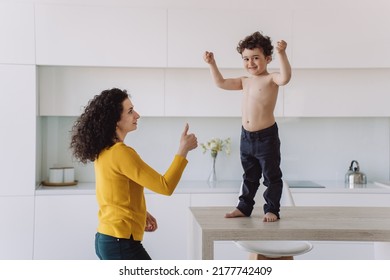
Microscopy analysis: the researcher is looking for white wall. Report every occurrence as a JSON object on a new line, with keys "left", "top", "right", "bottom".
{"left": 14, "top": 0, "right": 390, "bottom": 10}
{"left": 39, "top": 116, "right": 390, "bottom": 183}
{"left": 2, "top": 0, "right": 390, "bottom": 261}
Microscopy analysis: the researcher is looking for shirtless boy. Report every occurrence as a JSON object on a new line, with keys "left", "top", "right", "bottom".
{"left": 203, "top": 31, "right": 291, "bottom": 222}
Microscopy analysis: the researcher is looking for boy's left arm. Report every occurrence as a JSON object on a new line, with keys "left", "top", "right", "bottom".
{"left": 272, "top": 40, "right": 291, "bottom": 86}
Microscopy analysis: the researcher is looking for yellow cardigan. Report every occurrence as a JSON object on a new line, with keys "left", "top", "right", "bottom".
{"left": 94, "top": 142, "right": 188, "bottom": 240}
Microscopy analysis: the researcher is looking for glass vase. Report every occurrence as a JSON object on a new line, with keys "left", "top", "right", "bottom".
{"left": 208, "top": 155, "right": 217, "bottom": 187}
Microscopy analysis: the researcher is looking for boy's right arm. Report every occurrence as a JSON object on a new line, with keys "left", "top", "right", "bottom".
{"left": 203, "top": 51, "right": 243, "bottom": 90}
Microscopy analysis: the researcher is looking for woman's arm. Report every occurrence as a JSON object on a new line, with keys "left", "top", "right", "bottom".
{"left": 116, "top": 124, "right": 197, "bottom": 196}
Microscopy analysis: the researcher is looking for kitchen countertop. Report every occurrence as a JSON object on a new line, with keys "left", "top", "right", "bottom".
{"left": 35, "top": 180, "right": 390, "bottom": 196}
{"left": 191, "top": 206, "right": 390, "bottom": 259}
{"left": 35, "top": 180, "right": 242, "bottom": 195}
{"left": 289, "top": 180, "right": 390, "bottom": 193}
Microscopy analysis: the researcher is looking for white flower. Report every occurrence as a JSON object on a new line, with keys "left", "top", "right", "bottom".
{"left": 201, "top": 137, "right": 231, "bottom": 158}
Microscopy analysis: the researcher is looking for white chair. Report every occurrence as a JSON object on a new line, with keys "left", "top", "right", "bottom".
{"left": 235, "top": 181, "right": 313, "bottom": 260}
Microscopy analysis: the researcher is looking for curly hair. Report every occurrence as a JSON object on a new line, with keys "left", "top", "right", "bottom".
{"left": 236, "top": 31, "right": 273, "bottom": 57}
{"left": 70, "top": 88, "right": 129, "bottom": 164}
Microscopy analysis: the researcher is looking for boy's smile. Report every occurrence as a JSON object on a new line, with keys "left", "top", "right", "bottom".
{"left": 242, "top": 48, "right": 272, "bottom": 75}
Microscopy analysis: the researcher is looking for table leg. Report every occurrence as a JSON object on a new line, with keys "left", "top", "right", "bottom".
{"left": 202, "top": 235, "right": 214, "bottom": 260}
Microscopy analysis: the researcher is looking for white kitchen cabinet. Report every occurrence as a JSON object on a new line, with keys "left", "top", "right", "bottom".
{"left": 295, "top": 241, "right": 373, "bottom": 260}
{"left": 165, "top": 69, "right": 241, "bottom": 117}
{"left": 143, "top": 193, "right": 191, "bottom": 259}
{"left": 35, "top": 4, "right": 167, "bottom": 67}
{"left": 0, "top": 196, "right": 34, "bottom": 260}
{"left": 292, "top": 8, "right": 390, "bottom": 68}
{"left": 292, "top": 191, "right": 390, "bottom": 207}
{"left": 33, "top": 191, "right": 189, "bottom": 260}
{"left": 0, "top": 65, "right": 36, "bottom": 196}
{"left": 291, "top": 190, "right": 390, "bottom": 260}
{"left": 190, "top": 193, "right": 239, "bottom": 207}
{"left": 165, "top": 68, "right": 284, "bottom": 117}
{"left": 33, "top": 194, "right": 98, "bottom": 260}
{"left": 0, "top": 2, "right": 35, "bottom": 64}
{"left": 38, "top": 66, "right": 165, "bottom": 116}
{"left": 167, "top": 8, "right": 293, "bottom": 69}
{"left": 284, "top": 69, "right": 390, "bottom": 117}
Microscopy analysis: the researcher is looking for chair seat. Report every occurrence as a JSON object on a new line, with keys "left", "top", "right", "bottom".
{"left": 235, "top": 241, "right": 313, "bottom": 258}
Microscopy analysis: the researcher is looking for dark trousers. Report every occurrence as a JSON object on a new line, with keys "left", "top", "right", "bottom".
{"left": 237, "top": 123, "right": 283, "bottom": 218}
{"left": 95, "top": 232, "right": 151, "bottom": 260}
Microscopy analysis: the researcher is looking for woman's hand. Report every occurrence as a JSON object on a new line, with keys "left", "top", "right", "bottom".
{"left": 145, "top": 211, "right": 158, "bottom": 232}
{"left": 177, "top": 123, "right": 198, "bottom": 158}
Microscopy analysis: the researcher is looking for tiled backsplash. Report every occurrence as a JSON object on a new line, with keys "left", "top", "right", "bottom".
{"left": 37, "top": 116, "right": 390, "bottom": 184}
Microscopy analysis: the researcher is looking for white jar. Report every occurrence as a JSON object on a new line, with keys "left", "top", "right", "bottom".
{"left": 49, "top": 168, "right": 64, "bottom": 183}
{"left": 63, "top": 167, "right": 75, "bottom": 183}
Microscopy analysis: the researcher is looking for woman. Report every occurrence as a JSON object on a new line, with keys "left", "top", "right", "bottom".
{"left": 70, "top": 88, "right": 198, "bottom": 260}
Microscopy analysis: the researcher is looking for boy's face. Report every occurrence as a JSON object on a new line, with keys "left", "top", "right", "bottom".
{"left": 241, "top": 48, "right": 272, "bottom": 75}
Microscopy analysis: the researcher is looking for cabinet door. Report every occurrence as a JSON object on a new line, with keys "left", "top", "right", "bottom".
{"left": 168, "top": 9, "right": 292, "bottom": 69}
{"left": 34, "top": 195, "right": 98, "bottom": 259}
{"left": 0, "top": 2, "right": 35, "bottom": 64}
{"left": 292, "top": 8, "right": 390, "bottom": 68}
{"left": 190, "top": 193, "right": 239, "bottom": 207}
{"left": 165, "top": 69, "right": 241, "bottom": 117}
{"left": 284, "top": 69, "right": 390, "bottom": 117}
{"left": 143, "top": 193, "right": 191, "bottom": 259}
{"left": 291, "top": 190, "right": 388, "bottom": 260}
{"left": 165, "top": 69, "right": 283, "bottom": 117}
{"left": 292, "top": 192, "right": 390, "bottom": 207}
{"left": 35, "top": 4, "right": 167, "bottom": 67}
{"left": 0, "top": 65, "right": 36, "bottom": 196}
{"left": 0, "top": 196, "right": 34, "bottom": 260}
{"left": 39, "top": 67, "right": 165, "bottom": 116}
{"left": 296, "top": 241, "right": 373, "bottom": 260}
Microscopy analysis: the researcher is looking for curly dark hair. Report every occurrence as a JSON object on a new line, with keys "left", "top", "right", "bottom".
{"left": 236, "top": 31, "right": 273, "bottom": 57}
{"left": 70, "top": 88, "right": 129, "bottom": 164}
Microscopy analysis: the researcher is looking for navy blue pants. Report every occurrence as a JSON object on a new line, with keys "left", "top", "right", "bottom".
{"left": 237, "top": 123, "right": 283, "bottom": 218}
{"left": 95, "top": 232, "right": 151, "bottom": 260}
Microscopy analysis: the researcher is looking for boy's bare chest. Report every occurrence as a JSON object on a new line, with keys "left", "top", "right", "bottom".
{"left": 242, "top": 77, "right": 277, "bottom": 98}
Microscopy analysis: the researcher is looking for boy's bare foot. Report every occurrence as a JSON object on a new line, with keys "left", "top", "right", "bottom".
{"left": 263, "top": 212, "right": 278, "bottom": 222}
{"left": 225, "top": 208, "right": 246, "bottom": 218}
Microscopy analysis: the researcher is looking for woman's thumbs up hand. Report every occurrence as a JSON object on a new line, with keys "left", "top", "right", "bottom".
{"left": 178, "top": 123, "right": 198, "bottom": 157}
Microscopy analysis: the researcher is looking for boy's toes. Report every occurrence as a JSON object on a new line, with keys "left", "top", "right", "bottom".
{"left": 263, "top": 212, "right": 278, "bottom": 222}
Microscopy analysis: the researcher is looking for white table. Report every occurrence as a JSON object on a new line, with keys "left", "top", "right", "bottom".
{"left": 190, "top": 206, "right": 390, "bottom": 259}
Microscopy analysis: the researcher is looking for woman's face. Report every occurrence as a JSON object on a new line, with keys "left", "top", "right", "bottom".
{"left": 116, "top": 98, "right": 140, "bottom": 139}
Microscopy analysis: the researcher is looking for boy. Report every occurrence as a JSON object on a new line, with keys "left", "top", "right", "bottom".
{"left": 203, "top": 31, "right": 291, "bottom": 222}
